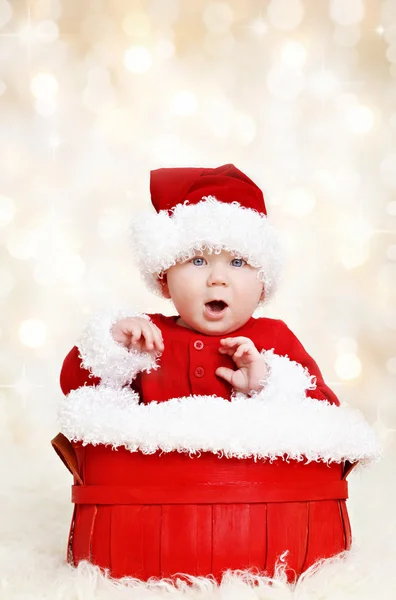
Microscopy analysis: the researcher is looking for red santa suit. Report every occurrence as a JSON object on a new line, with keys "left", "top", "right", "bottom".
{"left": 60, "top": 314, "right": 340, "bottom": 406}
{"left": 53, "top": 164, "right": 379, "bottom": 583}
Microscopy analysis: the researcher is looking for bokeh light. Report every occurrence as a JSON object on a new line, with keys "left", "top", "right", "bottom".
{"left": 124, "top": 45, "right": 153, "bottom": 73}
{"left": 171, "top": 90, "right": 198, "bottom": 116}
{"left": 281, "top": 41, "right": 307, "bottom": 68}
{"left": 345, "top": 105, "right": 375, "bottom": 134}
{"left": 283, "top": 186, "right": 316, "bottom": 217}
{"left": 334, "top": 353, "right": 362, "bottom": 380}
{"left": 30, "top": 72, "right": 59, "bottom": 100}
{"left": 18, "top": 319, "right": 47, "bottom": 348}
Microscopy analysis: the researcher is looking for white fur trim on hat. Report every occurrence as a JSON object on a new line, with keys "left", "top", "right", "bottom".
{"left": 77, "top": 309, "right": 160, "bottom": 386}
{"left": 130, "top": 197, "right": 282, "bottom": 299}
{"left": 58, "top": 351, "right": 381, "bottom": 464}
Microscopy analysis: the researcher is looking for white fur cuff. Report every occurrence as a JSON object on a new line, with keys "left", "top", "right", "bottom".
{"left": 242, "top": 349, "right": 317, "bottom": 399}
{"left": 58, "top": 386, "right": 381, "bottom": 464}
{"left": 77, "top": 309, "right": 159, "bottom": 387}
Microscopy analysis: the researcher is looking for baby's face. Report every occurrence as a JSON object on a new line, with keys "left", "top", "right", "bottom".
{"left": 161, "top": 250, "right": 264, "bottom": 335}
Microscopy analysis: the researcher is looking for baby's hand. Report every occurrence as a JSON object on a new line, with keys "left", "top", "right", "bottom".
{"left": 111, "top": 318, "right": 164, "bottom": 353}
{"left": 216, "top": 336, "right": 268, "bottom": 394}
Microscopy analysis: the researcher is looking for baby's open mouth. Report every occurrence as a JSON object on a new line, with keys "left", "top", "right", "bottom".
{"left": 205, "top": 300, "right": 228, "bottom": 312}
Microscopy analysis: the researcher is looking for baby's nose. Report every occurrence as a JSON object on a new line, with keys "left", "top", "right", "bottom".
{"left": 207, "top": 270, "right": 228, "bottom": 286}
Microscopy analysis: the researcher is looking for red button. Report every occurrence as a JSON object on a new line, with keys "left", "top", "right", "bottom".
{"left": 194, "top": 340, "right": 204, "bottom": 350}
{"left": 194, "top": 367, "right": 205, "bottom": 378}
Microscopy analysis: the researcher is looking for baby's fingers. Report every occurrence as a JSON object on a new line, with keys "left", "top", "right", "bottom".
{"left": 151, "top": 324, "right": 164, "bottom": 352}
{"left": 140, "top": 322, "right": 164, "bottom": 352}
{"left": 220, "top": 338, "right": 240, "bottom": 347}
{"left": 215, "top": 366, "right": 235, "bottom": 385}
{"left": 233, "top": 343, "right": 254, "bottom": 359}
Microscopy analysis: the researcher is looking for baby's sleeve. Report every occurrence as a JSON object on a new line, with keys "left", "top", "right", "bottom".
{"left": 60, "top": 346, "right": 100, "bottom": 395}
{"left": 59, "top": 309, "right": 159, "bottom": 396}
{"left": 274, "top": 320, "right": 340, "bottom": 406}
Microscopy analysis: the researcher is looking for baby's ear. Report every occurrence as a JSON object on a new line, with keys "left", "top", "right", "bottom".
{"left": 158, "top": 272, "right": 171, "bottom": 299}
{"left": 260, "top": 285, "right": 265, "bottom": 302}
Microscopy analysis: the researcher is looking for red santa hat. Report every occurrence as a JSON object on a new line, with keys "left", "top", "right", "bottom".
{"left": 130, "top": 164, "right": 282, "bottom": 300}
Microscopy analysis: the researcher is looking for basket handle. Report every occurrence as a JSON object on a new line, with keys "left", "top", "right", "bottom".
{"left": 342, "top": 460, "right": 357, "bottom": 480}
{"left": 51, "top": 432, "right": 83, "bottom": 485}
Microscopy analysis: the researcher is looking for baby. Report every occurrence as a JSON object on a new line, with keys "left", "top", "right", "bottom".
{"left": 60, "top": 163, "right": 339, "bottom": 407}
{"left": 56, "top": 164, "right": 377, "bottom": 582}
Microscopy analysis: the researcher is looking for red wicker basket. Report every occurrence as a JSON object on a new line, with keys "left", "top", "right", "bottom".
{"left": 52, "top": 434, "right": 355, "bottom": 583}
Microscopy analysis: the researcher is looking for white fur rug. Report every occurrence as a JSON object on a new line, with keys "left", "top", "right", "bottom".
{"left": 1, "top": 435, "right": 395, "bottom": 600}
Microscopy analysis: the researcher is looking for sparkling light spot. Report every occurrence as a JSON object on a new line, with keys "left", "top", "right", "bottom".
{"left": 124, "top": 46, "right": 152, "bottom": 73}
{"left": 283, "top": 186, "right": 316, "bottom": 217}
{"left": 19, "top": 319, "right": 47, "bottom": 348}
{"left": 30, "top": 72, "right": 59, "bottom": 100}
{"left": 334, "top": 353, "right": 362, "bottom": 380}
{"left": 0, "top": 195, "right": 16, "bottom": 226}
{"left": 171, "top": 90, "right": 198, "bottom": 115}
{"left": 281, "top": 41, "right": 307, "bottom": 68}
{"left": 376, "top": 25, "right": 385, "bottom": 35}
{"left": 345, "top": 105, "right": 374, "bottom": 134}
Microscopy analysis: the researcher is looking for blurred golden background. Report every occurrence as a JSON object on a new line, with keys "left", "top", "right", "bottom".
{"left": 0, "top": 0, "right": 395, "bottom": 449}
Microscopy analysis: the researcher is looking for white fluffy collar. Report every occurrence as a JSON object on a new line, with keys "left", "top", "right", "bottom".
{"left": 58, "top": 350, "right": 381, "bottom": 464}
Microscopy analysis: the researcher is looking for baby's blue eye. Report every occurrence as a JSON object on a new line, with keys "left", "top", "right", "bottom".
{"left": 191, "top": 257, "right": 206, "bottom": 266}
{"left": 231, "top": 258, "right": 245, "bottom": 267}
